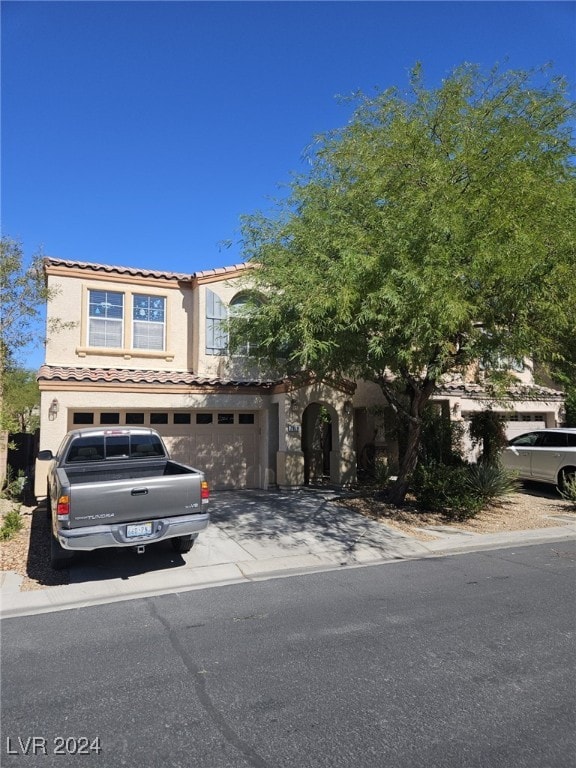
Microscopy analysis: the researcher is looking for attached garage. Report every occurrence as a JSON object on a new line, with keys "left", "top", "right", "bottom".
{"left": 67, "top": 409, "right": 261, "bottom": 490}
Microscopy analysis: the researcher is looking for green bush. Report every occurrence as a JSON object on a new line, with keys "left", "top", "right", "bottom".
{"left": 1, "top": 468, "right": 27, "bottom": 502}
{"left": 0, "top": 509, "right": 24, "bottom": 541}
{"left": 465, "top": 462, "right": 518, "bottom": 503}
{"left": 418, "top": 405, "right": 466, "bottom": 466}
{"left": 412, "top": 461, "right": 483, "bottom": 520}
{"left": 469, "top": 410, "right": 509, "bottom": 465}
{"left": 374, "top": 455, "right": 392, "bottom": 488}
{"left": 559, "top": 474, "right": 576, "bottom": 510}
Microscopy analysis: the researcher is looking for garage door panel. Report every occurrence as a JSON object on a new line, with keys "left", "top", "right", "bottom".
{"left": 163, "top": 435, "right": 193, "bottom": 466}
{"left": 160, "top": 424, "right": 259, "bottom": 490}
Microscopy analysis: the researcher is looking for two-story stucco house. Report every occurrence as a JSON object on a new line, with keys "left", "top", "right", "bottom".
{"left": 34, "top": 257, "right": 565, "bottom": 498}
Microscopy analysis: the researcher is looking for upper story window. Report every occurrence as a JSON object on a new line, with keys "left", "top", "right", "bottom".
{"left": 133, "top": 295, "right": 165, "bottom": 350}
{"left": 85, "top": 289, "right": 168, "bottom": 355}
{"left": 206, "top": 289, "right": 228, "bottom": 355}
{"left": 89, "top": 290, "right": 124, "bottom": 348}
{"left": 205, "top": 289, "right": 264, "bottom": 356}
{"left": 229, "top": 293, "right": 262, "bottom": 356}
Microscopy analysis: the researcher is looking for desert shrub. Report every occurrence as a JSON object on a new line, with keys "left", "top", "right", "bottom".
{"left": 465, "top": 462, "right": 518, "bottom": 503}
{"left": 559, "top": 474, "right": 576, "bottom": 510}
{"left": 374, "top": 455, "right": 392, "bottom": 488}
{"left": 1, "top": 468, "right": 27, "bottom": 502}
{"left": 469, "top": 411, "right": 509, "bottom": 465}
{"left": 0, "top": 509, "right": 24, "bottom": 541}
{"left": 419, "top": 406, "right": 466, "bottom": 466}
{"left": 564, "top": 389, "right": 576, "bottom": 427}
{"left": 412, "top": 461, "right": 483, "bottom": 520}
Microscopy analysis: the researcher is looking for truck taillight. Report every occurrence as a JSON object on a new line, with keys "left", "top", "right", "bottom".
{"left": 57, "top": 496, "right": 70, "bottom": 516}
{"left": 201, "top": 481, "right": 209, "bottom": 504}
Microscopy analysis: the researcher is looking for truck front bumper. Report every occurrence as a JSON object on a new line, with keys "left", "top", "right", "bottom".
{"left": 56, "top": 513, "right": 210, "bottom": 551}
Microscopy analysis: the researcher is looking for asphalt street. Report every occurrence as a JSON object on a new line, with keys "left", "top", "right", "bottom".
{"left": 1, "top": 542, "right": 575, "bottom": 768}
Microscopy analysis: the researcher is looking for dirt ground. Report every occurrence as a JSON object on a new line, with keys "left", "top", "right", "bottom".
{"left": 337, "top": 486, "right": 574, "bottom": 541}
{"left": 0, "top": 499, "right": 69, "bottom": 590}
{"left": 1, "top": 486, "right": 574, "bottom": 591}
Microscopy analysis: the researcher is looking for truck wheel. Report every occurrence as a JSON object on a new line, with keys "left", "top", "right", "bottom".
{"left": 50, "top": 534, "right": 74, "bottom": 570}
{"left": 171, "top": 536, "right": 194, "bottom": 554}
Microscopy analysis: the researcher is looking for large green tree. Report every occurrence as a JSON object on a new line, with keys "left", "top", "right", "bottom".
{"left": 235, "top": 64, "right": 576, "bottom": 504}
{"left": 547, "top": 331, "right": 576, "bottom": 426}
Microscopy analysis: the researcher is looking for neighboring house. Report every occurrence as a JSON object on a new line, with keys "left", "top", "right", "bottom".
{"left": 34, "top": 257, "right": 565, "bottom": 498}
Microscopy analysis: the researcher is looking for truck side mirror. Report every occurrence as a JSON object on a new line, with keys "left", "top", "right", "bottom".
{"left": 37, "top": 450, "right": 54, "bottom": 461}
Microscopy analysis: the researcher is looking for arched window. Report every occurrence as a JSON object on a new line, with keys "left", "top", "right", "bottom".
{"left": 229, "top": 293, "right": 262, "bottom": 356}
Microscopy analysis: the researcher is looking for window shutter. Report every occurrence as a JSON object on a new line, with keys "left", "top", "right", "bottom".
{"left": 206, "top": 289, "right": 228, "bottom": 354}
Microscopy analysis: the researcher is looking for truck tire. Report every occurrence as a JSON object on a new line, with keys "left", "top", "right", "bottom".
{"left": 50, "top": 534, "right": 74, "bottom": 570}
{"left": 171, "top": 535, "right": 194, "bottom": 554}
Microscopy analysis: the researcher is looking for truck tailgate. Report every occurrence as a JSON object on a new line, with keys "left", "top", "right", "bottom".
{"left": 65, "top": 473, "right": 204, "bottom": 527}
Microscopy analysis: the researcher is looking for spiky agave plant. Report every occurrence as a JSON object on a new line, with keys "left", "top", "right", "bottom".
{"left": 465, "top": 462, "right": 518, "bottom": 503}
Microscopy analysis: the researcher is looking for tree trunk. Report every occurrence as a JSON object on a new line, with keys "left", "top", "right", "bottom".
{"left": 387, "top": 380, "right": 436, "bottom": 506}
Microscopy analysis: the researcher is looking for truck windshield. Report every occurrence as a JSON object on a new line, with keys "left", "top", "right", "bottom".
{"left": 65, "top": 434, "right": 165, "bottom": 462}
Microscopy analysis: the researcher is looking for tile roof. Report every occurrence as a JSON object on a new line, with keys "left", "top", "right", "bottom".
{"left": 37, "top": 365, "right": 277, "bottom": 389}
{"left": 437, "top": 380, "right": 564, "bottom": 400}
{"left": 44, "top": 257, "right": 252, "bottom": 283}
{"left": 194, "top": 264, "right": 251, "bottom": 278}
{"left": 44, "top": 257, "right": 192, "bottom": 282}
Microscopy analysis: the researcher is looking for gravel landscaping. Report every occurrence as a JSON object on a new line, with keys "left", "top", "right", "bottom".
{"left": 0, "top": 498, "right": 68, "bottom": 590}
{"left": 336, "top": 487, "right": 575, "bottom": 541}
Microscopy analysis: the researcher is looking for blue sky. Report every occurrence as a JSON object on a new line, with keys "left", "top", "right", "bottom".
{"left": 2, "top": 1, "right": 575, "bottom": 368}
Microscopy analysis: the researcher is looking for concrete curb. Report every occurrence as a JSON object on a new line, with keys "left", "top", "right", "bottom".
{"left": 1, "top": 523, "right": 574, "bottom": 619}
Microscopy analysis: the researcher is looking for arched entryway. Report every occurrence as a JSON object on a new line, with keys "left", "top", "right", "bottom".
{"left": 302, "top": 403, "right": 337, "bottom": 485}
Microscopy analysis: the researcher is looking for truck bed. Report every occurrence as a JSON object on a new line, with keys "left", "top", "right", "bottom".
{"left": 56, "top": 459, "right": 206, "bottom": 527}
{"left": 63, "top": 459, "right": 194, "bottom": 486}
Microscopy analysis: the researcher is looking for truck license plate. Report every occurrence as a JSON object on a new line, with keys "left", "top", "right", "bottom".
{"left": 126, "top": 522, "right": 153, "bottom": 538}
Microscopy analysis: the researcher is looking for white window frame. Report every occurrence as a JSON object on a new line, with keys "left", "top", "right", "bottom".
{"left": 88, "top": 289, "right": 124, "bottom": 348}
{"left": 132, "top": 294, "right": 166, "bottom": 351}
{"left": 80, "top": 286, "right": 173, "bottom": 360}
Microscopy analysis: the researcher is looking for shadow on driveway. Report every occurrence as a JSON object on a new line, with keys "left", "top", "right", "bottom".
{"left": 208, "top": 488, "right": 409, "bottom": 557}
{"left": 25, "top": 489, "right": 411, "bottom": 588}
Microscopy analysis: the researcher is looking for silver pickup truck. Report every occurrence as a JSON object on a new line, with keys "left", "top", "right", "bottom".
{"left": 38, "top": 427, "right": 209, "bottom": 569}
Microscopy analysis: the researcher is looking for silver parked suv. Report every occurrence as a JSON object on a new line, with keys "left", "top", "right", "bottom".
{"left": 502, "top": 428, "right": 576, "bottom": 489}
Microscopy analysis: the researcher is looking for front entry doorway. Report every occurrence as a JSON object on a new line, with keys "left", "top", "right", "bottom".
{"left": 302, "top": 403, "right": 334, "bottom": 485}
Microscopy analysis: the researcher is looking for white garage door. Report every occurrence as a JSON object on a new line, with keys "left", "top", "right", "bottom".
{"left": 504, "top": 421, "right": 546, "bottom": 440}
{"left": 502, "top": 413, "right": 547, "bottom": 441}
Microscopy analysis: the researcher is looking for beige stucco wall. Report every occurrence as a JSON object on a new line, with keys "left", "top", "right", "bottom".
{"left": 45, "top": 272, "right": 194, "bottom": 371}
{"left": 275, "top": 382, "right": 356, "bottom": 487}
{"left": 353, "top": 380, "right": 387, "bottom": 409}
{"left": 195, "top": 277, "right": 278, "bottom": 381}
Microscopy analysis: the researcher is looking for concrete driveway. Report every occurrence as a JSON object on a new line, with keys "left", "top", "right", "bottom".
{"left": 67, "top": 488, "right": 430, "bottom": 583}
{"left": 205, "top": 488, "right": 428, "bottom": 574}
{"left": 2, "top": 488, "right": 574, "bottom": 618}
